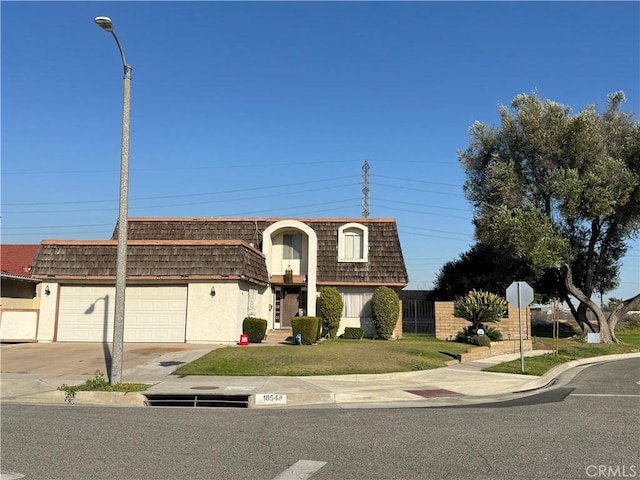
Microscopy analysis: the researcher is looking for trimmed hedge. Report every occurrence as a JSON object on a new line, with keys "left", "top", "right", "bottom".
{"left": 318, "top": 287, "right": 343, "bottom": 338}
{"left": 342, "top": 327, "right": 364, "bottom": 339}
{"left": 243, "top": 317, "right": 267, "bottom": 343}
{"left": 292, "top": 316, "right": 321, "bottom": 345}
{"left": 371, "top": 286, "right": 400, "bottom": 340}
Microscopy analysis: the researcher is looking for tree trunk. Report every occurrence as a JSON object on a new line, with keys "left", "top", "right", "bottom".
{"left": 563, "top": 264, "right": 616, "bottom": 343}
{"left": 607, "top": 293, "right": 640, "bottom": 342}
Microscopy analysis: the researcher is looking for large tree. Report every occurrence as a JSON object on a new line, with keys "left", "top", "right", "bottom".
{"left": 459, "top": 92, "right": 640, "bottom": 343}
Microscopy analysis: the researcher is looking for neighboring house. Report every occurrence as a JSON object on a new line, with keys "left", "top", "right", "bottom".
{"left": 31, "top": 217, "right": 408, "bottom": 343}
{"left": 1, "top": 244, "right": 41, "bottom": 342}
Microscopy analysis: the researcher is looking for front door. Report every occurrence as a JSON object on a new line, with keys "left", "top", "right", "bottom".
{"left": 281, "top": 288, "right": 300, "bottom": 328}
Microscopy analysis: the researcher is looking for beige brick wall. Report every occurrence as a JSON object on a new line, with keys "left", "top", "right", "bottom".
{"left": 457, "top": 340, "right": 533, "bottom": 362}
{"left": 435, "top": 302, "right": 531, "bottom": 341}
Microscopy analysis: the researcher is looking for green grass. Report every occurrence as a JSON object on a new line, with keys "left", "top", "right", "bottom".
{"left": 484, "top": 322, "right": 640, "bottom": 376}
{"left": 173, "top": 336, "right": 470, "bottom": 376}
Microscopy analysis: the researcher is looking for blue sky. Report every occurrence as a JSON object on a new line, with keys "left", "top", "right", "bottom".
{"left": 2, "top": 1, "right": 639, "bottom": 302}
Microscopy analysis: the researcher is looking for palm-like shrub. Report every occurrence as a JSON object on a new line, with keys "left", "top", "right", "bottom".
{"left": 453, "top": 290, "right": 506, "bottom": 343}
{"left": 318, "top": 287, "right": 343, "bottom": 338}
{"left": 371, "top": 286, "right": 400, "bottom": 340}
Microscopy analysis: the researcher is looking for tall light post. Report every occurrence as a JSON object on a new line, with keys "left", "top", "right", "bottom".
{"left": 95, "top": 16, "right": 131, "bottom": 385}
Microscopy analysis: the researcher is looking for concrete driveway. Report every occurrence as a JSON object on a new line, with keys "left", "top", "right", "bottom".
{"left": 0, "top": 342, "right": 215, "bottom": 376}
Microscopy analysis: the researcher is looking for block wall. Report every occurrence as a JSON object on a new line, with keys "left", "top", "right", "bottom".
{"left": 435, "top": 302, "right": 531, "bottom": 341}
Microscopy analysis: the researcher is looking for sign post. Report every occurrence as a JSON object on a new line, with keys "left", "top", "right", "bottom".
{"left": 506, "top": 281, "right": 534, "bottom": 373}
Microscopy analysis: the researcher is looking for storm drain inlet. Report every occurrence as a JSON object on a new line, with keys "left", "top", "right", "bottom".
{"left": 145, "top": 394, "right": 250, "bottom": 408}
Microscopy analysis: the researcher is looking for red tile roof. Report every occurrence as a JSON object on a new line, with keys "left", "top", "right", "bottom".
{"left": 1, "top": 244, "right": 40, "bottom": 279}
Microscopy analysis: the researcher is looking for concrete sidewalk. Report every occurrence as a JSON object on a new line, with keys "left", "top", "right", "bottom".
{"left": 2, "top": 342, "right": 638, "bottom": 408}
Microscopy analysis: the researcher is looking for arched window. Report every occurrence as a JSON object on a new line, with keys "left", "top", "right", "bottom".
{"left": 338, "top": 223, "right": 368, "bottom": 262}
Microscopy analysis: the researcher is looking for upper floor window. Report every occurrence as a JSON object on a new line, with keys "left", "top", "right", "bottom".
{"left": 338, "top": 223, "right": 368, "bottom": 262}
{"left": 283, "top": 233, "right": 302, "bottom": 260}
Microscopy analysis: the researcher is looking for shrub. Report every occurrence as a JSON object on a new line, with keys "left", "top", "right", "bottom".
{"left": 371, "top": 286, "right": 400, "bottom": 340}
{"left": 483, "top": 326, "right": 503, "bottom": 341}
{"left": 454, "top": 290, "right": 507, "bottom": 331}
{"left": 455, "top": 325, "right": 502, "bottom": 345}
{"left": 318, "top": 287, "right": 343, "bottom": 338}
{"left": 243, "top": 317, "right": 267, "bottom": 343}
{"left": 342, "top": 327, "right": 364, "bottom": 339}
{"left": 292, "top": 316, "right": 321, "bottom": 345}
{"left": 474, "top": 334, "right": 492, "bottom": 347}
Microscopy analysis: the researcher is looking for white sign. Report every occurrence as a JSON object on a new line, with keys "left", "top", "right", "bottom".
{"left": 506, "top": 281, "right": 534, "bottom": 308}
{"left": 255, "top": 393, "right": 287, "bottom": 405}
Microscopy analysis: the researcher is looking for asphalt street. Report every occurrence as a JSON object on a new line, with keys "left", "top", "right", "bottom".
{"left": 2, "top": 358, "right": 638, "bottom": 480}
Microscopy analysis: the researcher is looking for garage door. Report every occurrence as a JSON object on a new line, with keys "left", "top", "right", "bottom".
{"left": 57, "top": 286, "right": 187, "bottom": 342}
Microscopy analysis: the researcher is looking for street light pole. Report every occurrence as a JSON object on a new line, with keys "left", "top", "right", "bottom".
{"left": 95, "top": 16, "right": 131, "bottom": 385}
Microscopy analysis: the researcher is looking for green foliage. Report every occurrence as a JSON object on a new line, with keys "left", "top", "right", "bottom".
{"left": 342, "top": 327, "right": 364, "bottom": 339}
{"left": 371, "top": 286, "right": 400, "bottom": 340}
{"left": 318, "top": 287, "right": 343, "bottom": 338}
{"left": 454, "top": 325, "right": 499, "bottom": 346}
{"left": 454, "top": 290, "right": 507, "bottom": 330}
{"left": 474, "top": 206, "right": 570, "bottom": 277}
{"left": 57, "top": 371, "right": 148, "bottom": 404}
{"left": 434, "top": 243, "right": 535, "bottom": 300}
{"left": 292, "top": 316, "right": 321, "bottom": 345}
{"left": 243, "top": 317, "right": 267, "bottom": 343}
{"left": 458, "top": 91, "right": 640, "bottom": 340}
{"left": 483, "top": 326, "right": 503, "bottom": 341}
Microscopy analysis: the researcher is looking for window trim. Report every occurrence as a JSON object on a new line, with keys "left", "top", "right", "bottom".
{"left": 338, "top": 223, "right": 368, "bottom": 263}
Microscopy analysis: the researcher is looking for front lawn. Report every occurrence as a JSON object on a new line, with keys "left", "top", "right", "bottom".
{"left": 484, "top": 322, "right": 640, "bottom": 376}
{"left": 173, "top": 336, "right": 470, "bottom": 376}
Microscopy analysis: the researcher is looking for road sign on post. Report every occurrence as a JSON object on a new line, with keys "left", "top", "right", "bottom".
{"left": 506, "top": 281, "right": 534, "bottom": 373}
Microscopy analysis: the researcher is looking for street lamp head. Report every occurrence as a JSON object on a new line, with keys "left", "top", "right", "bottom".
{"left": 94, "top": 16, "right": 114, "bottom": 32}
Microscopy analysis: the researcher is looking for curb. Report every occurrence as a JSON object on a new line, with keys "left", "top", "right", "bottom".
{"left": 515, "top": 352, "right": 640, "bottom": 392}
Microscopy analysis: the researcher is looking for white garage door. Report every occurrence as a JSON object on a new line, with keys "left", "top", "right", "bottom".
{"left": 57, "top": 286, "right": 187, "bottom": 342}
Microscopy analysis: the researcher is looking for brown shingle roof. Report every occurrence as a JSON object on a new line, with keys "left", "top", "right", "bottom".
{"left": 31, "top": 240, "right": 269, "bottom": 286}
{"left": 118, "top": 218, "right": 408, "bottom": 286}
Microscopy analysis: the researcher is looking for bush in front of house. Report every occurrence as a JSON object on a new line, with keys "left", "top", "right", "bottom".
{"left": 454, "top": 290, "right": 507, "bottom": 331}
{"left": 342, "top": 327, "right": 364, "bottom": 339}
{"left": 292, "top": 316, "right": 321, "bottom": 345}
{"left": 453, "top": 290, "right": 506, "bottom": 345}
{"left": 318, "top": 287, "right": 344, "bottom": 338}
{"left": 243, "top": 317, "right": 268, "bottom": 343}
{"left": 371, "top": 286, "right": 400, "bottom": 340}
{"left": 454, "top": 324, "right": 503, "bottom": 346}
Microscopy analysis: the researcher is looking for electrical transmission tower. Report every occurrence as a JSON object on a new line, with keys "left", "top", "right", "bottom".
{"left": 362, "top": 160, "right": 370, "bottom": 218}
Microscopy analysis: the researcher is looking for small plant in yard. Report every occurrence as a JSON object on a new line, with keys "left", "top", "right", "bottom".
{"left": 292, "top": 316, "right": 321, "bottom": 345}
{"left": 342, "top": 327, "right": 364, "bottom": 339}
{"left": 243, "top": 317, "right": 268, "bottom": 343}
{"left": 453, "top": 290, "right": 506, "bottom": 344}
{"left": 371, "top": 286, "right": 400, "bottom": 340}
{"left": 58, "top": 371, "right": 149, "bottom": 404}
{"left": 318, "top": 287, "right": 344, "bottom": 338}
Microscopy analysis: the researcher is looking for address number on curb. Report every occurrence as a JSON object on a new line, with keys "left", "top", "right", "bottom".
{"left": 255, "top": 393, "right": 287, "bottom": 405}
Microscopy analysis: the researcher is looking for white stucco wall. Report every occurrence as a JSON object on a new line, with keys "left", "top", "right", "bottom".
{"left": 262, "top": 220, "right": 318, "bottom": 317}
{"left": 36, "top": 282, "right": 58, "bottom": 342}
{"left": 186, "top": 282, "right": 271, "bottom": 344}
